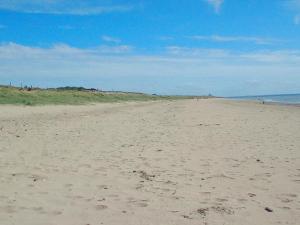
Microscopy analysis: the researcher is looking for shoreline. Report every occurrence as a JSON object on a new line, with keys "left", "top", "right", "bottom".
{"left": 223, "top": 98, "right": 300, "bottom": 107}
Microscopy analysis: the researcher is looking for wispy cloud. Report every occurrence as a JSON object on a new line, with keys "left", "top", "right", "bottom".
{"left": 240, "top": 50, "right": 300, "bottom": 63}
{"left": 101, "top": 35, "right": 121, "bottom": 44}
{"left": 205, "top": 0, "right": 224, "bottom": 13}
{"left": 166, "top": 46, "right": 231, "bottom": 58}
{"left": 0, "top": 43, "right": 133, "bottom": 60}
{"left": 166, "top": 45, "right": 300, "bottom": 64}
{"left": 95, "top": 45, "right": 133, "bottom": 54}
{"left": 188, "top": 35, "right": 279, "bottom": 45}
{"left": 1, "top": 42, "right": 300, "bottom": 96}
{"left": 0, "top": 0, "right": 135, "bottom": 15}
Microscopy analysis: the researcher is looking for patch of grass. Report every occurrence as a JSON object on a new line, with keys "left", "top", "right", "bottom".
{"left": 0, "top": 86, "right": 206, "bottom": 106}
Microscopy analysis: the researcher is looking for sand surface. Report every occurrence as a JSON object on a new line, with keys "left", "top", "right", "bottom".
{"left": 0, "top": 99, "right": 299, "bottom": 225}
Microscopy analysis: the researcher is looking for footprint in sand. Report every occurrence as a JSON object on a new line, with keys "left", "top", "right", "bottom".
{"left": 278, "top": 197, "right": 293, "bottom": 203}
{"left": 1, "top": 205, "right": 17, "bottom": 214}
{"left": 182, "top": 215, "right": 193, "bottom": 219}
{"left": 97, "top": 185, "right": 109, "bottom": 190}
{"left": 51, "top": 210, "right": 63, "bottom": 215}
{"left": 211, "top": 206, "right": 234, "bottom": 215}
{"left": 197, "top": 208, "right": 209, "bottom": 217}
{"left": 135, "top": 202, "right": 148, "bottom": 207}
{"left": 215, "top": 198, "right": 228, "bottom": 203}
{"left": 283, "top": 193, "right": 297, "bottom": 198}
{"left": 248, "top": 193, "right": 256, "bottom": 197}
{"left": 31, "top": 206, "right": 43, "bottom": 212}
{"left": 127, "top": 198, "right": 149, "bottom": 208}
{"left": 95, "top": 205, "right": 108, "bottom": 210}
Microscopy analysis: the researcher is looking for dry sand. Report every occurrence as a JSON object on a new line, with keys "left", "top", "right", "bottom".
{"left": 0, "top": 99, "right": 299, "bottom": 225}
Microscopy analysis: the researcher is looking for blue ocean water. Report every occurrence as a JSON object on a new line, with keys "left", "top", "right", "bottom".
{"left": 229, "top": 94, "right": 300, "bottom": 105}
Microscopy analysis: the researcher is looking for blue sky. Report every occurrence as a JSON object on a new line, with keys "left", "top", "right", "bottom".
{"left": 0, "top": 0, "right": 300, "bottom": 96}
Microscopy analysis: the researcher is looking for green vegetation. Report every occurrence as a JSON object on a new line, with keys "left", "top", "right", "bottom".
{"left": 0, "top": 85, "right": 207, "bottom": 106}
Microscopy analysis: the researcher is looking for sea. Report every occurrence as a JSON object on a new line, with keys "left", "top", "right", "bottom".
{"left": 229, "top": 94, "right": 300, "bottom": 105}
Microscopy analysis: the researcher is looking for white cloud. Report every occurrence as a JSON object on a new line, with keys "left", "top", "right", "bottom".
{"left": 0, "top": 43, "right": 300, "bottom": 96}
{"left": 166, "top": 46, "right": 231, "bottom": 58}
{"left": 101, "top": 35, "right": 121, "bottom": 44}
{"left": 0, "top": 0, "right": 134, "bottom": 15}
{"left": 189, "top": 35, "right": 279, "bottom": 45}
{"left": 240, "top": 50, "right": 300, "bottom": 63}
{"left": 205, "top": 0, "right": 224, "bottom": 13}
{"left": 0, "top": 42, "right": 133, "bottom": 59}
{"left": 165, "top": 46, "right": 300, "bottom": 64}
{"left": 95, "top": 45, "right": 133, "bottom": 54}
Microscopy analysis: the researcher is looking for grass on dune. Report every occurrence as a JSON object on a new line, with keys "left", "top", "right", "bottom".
{"left": 0, "top": 86, "right": 197, "bottom": 106}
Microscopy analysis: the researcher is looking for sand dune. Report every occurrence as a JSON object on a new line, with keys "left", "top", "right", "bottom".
{"left": 0, "top": 99, "right": 299, "bottom": 225}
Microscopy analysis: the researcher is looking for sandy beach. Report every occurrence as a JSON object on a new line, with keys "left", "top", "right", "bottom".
{"left": 0, "top": 99, "right": 299, "bottom": 225}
